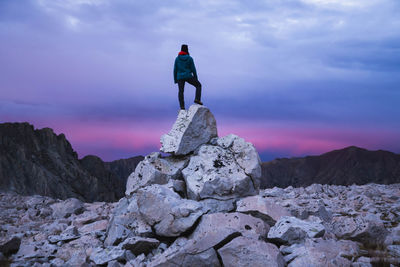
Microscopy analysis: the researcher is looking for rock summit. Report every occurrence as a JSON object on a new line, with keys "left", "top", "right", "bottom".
{"left": 126, "top": 104, "right": 262, "bottom": 200}
{"left": 160, "top": 104, "right": 218, "bottom": 155}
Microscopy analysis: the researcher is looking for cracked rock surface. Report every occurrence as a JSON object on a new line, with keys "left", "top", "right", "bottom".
{"left": 182, "top": 144, "right": 258, "bottom": 200}
{"left": 1, "top": 183, "right": 399, "bottom": 266}
{"left": 160, "top": 104, "right": 218, "bottom": 155}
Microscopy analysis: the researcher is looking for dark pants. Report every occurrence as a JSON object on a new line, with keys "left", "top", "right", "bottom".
{"left": 177, "top": 77, "right": 201, "bottom": 109}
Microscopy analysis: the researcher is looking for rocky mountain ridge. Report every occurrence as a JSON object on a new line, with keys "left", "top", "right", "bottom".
{"left": 261, "top": 146, "right": 400, "bottom": 189}
{"left": 0, "top": 122, "right": 143, "bottom": 202}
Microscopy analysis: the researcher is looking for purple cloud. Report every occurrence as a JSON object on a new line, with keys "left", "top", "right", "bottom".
{"left": 1, "top": 0, "right": 399, "bottom": 161}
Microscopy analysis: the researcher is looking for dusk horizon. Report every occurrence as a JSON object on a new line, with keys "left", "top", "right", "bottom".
{"left": 1, "top": 0, "right": 399, "bottom": 162}
{"left": 3, "top": 119, "right": 399, "bottom": 163}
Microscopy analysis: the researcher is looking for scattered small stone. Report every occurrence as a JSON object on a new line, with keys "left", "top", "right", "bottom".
{"left": 48, "top": 226, "right": 80, "bottom": 243}
{"left": 0, "top": 236, "right": 21, "bottom": 256}
{"left": 50, "top": 198, "right": 84, "bottom": 218}
{"left": 268, "top": 216, "right": 325, "bottom": 245}
{"left": 89, "top": 246, "right": 125, "bottom": 265}
{"left": 120, "top": 236, "right": 160, "bottom": 256}
{"left": 218, "top": 236, "right": 284, "bottom": 267}
{"left": 236, "top": 195, "right": 290, "bottom": 226}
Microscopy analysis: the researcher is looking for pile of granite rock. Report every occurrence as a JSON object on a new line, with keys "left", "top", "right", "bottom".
{"left": 1, "top": 105, "right": 399, "bottom": 266}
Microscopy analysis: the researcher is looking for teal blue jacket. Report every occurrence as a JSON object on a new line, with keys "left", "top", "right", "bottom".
{"left": 174, "top": 54, "right": 198, "bottom": 83}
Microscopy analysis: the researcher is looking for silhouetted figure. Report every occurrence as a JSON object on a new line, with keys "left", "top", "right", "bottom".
{"left": 174, "top": 44, "right": 202, "bottom": 110}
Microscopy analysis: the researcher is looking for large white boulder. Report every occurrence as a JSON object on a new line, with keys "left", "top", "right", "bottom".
{"left": 160, "top": 104, "right": 217, "bottom": 155}
{"left": 104, "top": 197, "right": 152, "bottom": 246}
{"left": 182, "top": 144, "right": 258, "bottom": 200}
{"left": 136, "top": 184, "right": 204, "bottom": 237}
{"left": 217, "top": 134, "right": 262, "bottom": 185}
{"left": 125, "top": 152, "right": 188, "bottom": 196}
{"left": 148, "top": 212, "right": 269, "bottom": 266}
{"left": 187, "top": 212, "right": 269, "bottom": 253}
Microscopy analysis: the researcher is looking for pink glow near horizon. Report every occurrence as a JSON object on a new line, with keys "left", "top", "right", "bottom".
{"left": 218, "top": 122, "right": 400, "bottom": 156}
{"left": 26, "top": 118, "right": 171, "bottom": 159}
{"left": 6, "top": 116, "right": 398, "bottom": 161}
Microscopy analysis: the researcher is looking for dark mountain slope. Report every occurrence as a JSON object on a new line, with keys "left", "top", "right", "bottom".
{"left": 104, "top": 156, "right": 143, "bottom": 183}
{"left": 261, "top": 146, "right": 400, "bottom": 188}
{"left": 0, "top": 122, "right": 143, "bottom": 202}
{"left": 80, "top": 155, "right": 143, "bottom": 192}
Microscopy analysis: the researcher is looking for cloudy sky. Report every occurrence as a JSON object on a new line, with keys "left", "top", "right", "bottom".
{"left": 1, "top": 0, "right": 399, "bottom": 161}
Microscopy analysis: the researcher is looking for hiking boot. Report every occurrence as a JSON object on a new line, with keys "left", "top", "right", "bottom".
{"left": 194, "top": 100, "right": 203, "bottom": 105}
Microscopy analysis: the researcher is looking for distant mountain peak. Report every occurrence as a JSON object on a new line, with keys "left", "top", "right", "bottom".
{"left": 0, "top": 122, "right": 143, "bottom": 202}
{"left": 261, "top": 146, "right": 400, "bottom": 188}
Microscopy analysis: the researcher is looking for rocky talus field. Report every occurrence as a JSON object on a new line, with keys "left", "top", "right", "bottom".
{"left": 0, "top": 105, "right": 399, "bottom": 267}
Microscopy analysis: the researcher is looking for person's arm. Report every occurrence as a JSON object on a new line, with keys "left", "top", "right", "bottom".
{"left": 190, "top": 57, "right": 198, "bottom": 80}
{"left": 173, "top": 58, "right": 178, "bottom": 83}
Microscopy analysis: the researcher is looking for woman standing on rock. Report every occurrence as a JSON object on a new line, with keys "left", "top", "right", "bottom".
{"left": 173, "top": 44, "right": 203, "bottom": 110}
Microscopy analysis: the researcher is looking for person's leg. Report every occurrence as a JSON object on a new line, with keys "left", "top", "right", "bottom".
{"left": 177, "top": 80, "right": 185, "bottom": 109}
{"left": 187, "top": 77, "right": 202, "bottom": 103}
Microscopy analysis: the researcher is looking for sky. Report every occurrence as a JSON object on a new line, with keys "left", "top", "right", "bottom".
{"left": 1, "top": 0, "right": 399, "bottom": 161}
